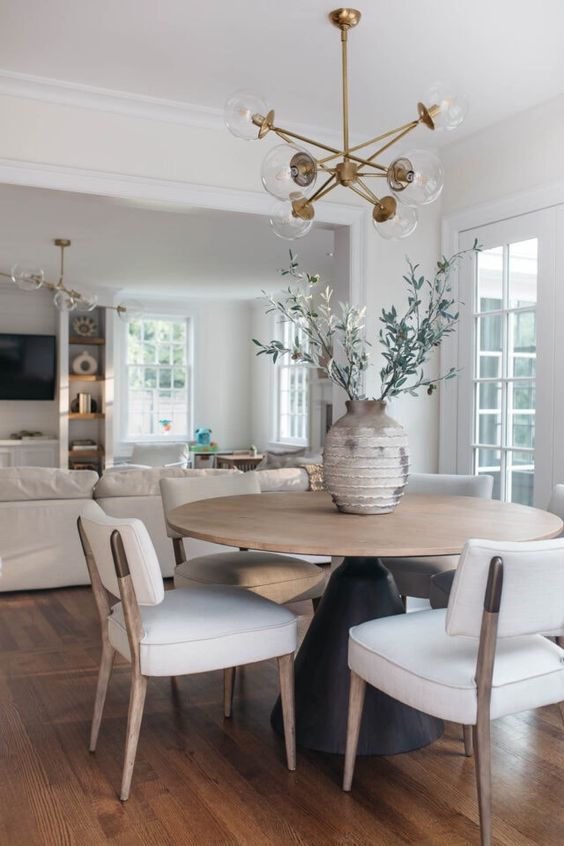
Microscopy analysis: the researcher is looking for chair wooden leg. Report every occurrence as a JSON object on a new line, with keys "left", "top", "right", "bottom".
{"left": 473, "top": 716, "right": 492, "bottom": 846}
{"left": 277, "top": 653, "right": 296, "bottom": 771}
{"left": 90, "top": 642, "right": 115, "bottom": 752}
{"left": 463, "top": 724, "right": 474, "bottom": 757}
{"left": 343, "top": 671, "right": 366, "bottom": 792}
{"left": 224, "top": 667, "right": 236, "bottom": 718}
{"left": 120, "top": 672, "right": 148, "bottom": 802}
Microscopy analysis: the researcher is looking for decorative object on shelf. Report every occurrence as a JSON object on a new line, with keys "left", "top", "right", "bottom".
{"left": 72, "top": 350, "right": 98, "bottom": 375}
{"left": 70, "top": 438, "right": 97, "bottom": 451}
{"left": 0, "top": 238, "right": 140, "bottom": 316}
{"left": 72, "top": 315, "right": 97, "bottom": 337}
{"left": 189, "top": 441, "right": 218, "bottom": 453}
{"left": 225, "top": 8, "right": 467, "bottom": 240}
{"left": 250, "top": 444, "right": 258, "bottom": 457}
{"left": 77, "top": 392, "right": 92, "bottom": 414}
{"left": 9, "top": 430, "right": 45, "bottom": 440}
{"left": 70, "top": 395, "right": 98, "bottom": 414}
{"left": 254, "top": 244, "right": 479, "bottom": 513}
{"left": 194, "top": 427, "right": 213, "bottom": 446}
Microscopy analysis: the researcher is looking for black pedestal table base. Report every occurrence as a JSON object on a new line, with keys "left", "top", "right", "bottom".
{"left": 271, "top": 556, "right": 444, "bottom": 755}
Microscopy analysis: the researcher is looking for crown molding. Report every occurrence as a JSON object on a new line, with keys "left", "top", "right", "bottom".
{"left": 0, "top": 68, "right": 343, "bottom": 145}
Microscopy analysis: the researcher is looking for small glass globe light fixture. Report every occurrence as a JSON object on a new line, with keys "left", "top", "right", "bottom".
{"left": 53, "top": 288, "right": 77, "bottom": 312}
{"left": 75, "top": 292, "right": 99, "bottom": 312}
{"left": 224, "top": 89, "right": 270, "bottom": 140}
{"left": 388, "top": 149, "right": 444, "bottom": 207}
{"left": 372, "top": 196, "right": 418, "bottom": 240}
{"left": 424, "top": 83, "right": 468, "bottom": 131}
{"left": 261, "top": 143, "right": 318, "bottom": 200}
{"left": 10, "top": 264, "right": 44, "bottom": 291}
{"left": 269, "top": 200, "right": 314, "bottom": 240}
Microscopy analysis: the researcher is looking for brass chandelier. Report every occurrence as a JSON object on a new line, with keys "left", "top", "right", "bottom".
{"left": 225, "top": 8, "right": 467, "bottom": 240}
{"left": 0, "top": 239, "right": 137, "bottom": 317}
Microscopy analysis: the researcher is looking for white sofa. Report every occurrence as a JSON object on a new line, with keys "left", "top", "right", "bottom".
{"left": 0, "top": 465, "right": 322, "bottom": 592}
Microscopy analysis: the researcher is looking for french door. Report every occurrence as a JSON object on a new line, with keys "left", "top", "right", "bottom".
{"left": 456, "top": 209, "right": 557, "bottom": 507}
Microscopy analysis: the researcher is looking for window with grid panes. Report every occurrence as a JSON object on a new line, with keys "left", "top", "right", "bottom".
{"left": 125, "top": 317, "right": 189, "bottom": 438}
{"left": 474, "top": 240, "right": 537, "bottom": 504}
{"left": 277, "top": 321, "right": 309, "bottom": 445}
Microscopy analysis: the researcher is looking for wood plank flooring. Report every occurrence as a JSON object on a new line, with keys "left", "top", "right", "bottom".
{"left": 0, "top": 585, "right": 563, "bottom": 845}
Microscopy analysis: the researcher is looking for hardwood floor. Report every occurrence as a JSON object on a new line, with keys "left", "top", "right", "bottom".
{"left": 0, "top": 585, "right": 563, "bottom": 846}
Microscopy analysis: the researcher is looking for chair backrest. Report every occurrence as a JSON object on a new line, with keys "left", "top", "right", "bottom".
{"left": 160, "top": 472, "right": 260, "bottom": 539}
{"left": 131, "top": 442, "right": 188, "bottom": 467}
{"left": 408, "top": 472, "right": 493, "bottom": 499}
{"left": 446, "top": 538, "right": 564, "bottom": 638}
{"left": 79, "top": 501, "right": 165, "bottom": 605}
{"left": 548, "top": 484, "right": 564, "bottom": 525}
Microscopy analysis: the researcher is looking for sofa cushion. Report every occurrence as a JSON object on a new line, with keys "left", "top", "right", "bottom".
{"left": 130, "top": 442, "right": 189, "bottom": 467}
{"left": 255, "top": 467, "right": 309, "bottom": 493}
{"left": 0, "top": 467, "right": 98, "bottom": 502}
{"left": 94, "top": 467, "right": 237, "bottom": 499}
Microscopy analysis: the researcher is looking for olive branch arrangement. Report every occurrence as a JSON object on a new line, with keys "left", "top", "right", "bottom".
{"left": 253, "top": 242, "right": 479, "bottom": 401}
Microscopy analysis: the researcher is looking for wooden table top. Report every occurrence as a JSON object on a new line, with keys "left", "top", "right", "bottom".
{"left": 167, "top": 491, "right": 563, "bottom": 558}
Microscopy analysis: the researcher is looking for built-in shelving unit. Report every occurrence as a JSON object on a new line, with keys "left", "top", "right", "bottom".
{"left": 58, "top": 307, "right": 114, "bottom": 471}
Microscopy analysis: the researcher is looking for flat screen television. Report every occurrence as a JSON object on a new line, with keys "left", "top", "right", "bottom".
{"left": 0, "top": 333, "right": 57, "bottom": 400}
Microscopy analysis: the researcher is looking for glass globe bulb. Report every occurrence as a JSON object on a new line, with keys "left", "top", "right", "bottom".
{"left": 224, "top": 89, "right": 268, "bottom": 140}
{"left": 117, "top": 299, "right": 143, "bottom": 322}
{"left": 424, "top": 83, "right": 468, "bottom": 131}
{"left": 261, "top": 143, "right": 317, "bottom": 200}
{"left": 10, "top": 264, "right": 44, "bottom": 291}
{"left": 53, "top": 289, "right": 77, "bottom": 312}
{"left": 373, "top": 203, "right": 418, "bottom": 240}
{"left": 389, "top": 149, "right": 444, "bottom": 207}
{"left": 76, "top": 292, "right": 98, "bottom": 312}
{"left": 269, "top": 201, "right": 313, "bottom": 241}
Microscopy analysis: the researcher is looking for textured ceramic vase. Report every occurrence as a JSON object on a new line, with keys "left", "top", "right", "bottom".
{"left": 323, "top": 399, "right": 409, "bottom": 515}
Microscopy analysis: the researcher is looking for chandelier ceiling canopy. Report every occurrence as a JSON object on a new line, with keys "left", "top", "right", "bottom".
{"left": 225, "top": 8, "right": 467, "bottom": 241}
{"left": 0, "top": 239, "right": 139, "bottom": 317}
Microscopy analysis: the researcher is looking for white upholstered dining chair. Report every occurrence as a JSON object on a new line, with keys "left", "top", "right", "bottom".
{"left": 77, "top": 501, "right": 297, "bottom": 801}
{"left": 382, "top": 473, "right": 494, "bottom": 601}
{"left": 343, "top": 538, "right": 564, "bottom": 846}
{"left": 159, "top": 472, "right": 326, "bottom": 605}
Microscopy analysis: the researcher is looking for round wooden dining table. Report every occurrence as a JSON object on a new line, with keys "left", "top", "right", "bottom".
{"left": 168, "top": 491, "right": 562, "bottom": 756}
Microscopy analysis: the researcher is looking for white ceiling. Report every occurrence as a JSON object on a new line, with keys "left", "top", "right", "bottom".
{"left": 0, "top": 184, "right": 336, "bottom": 299}
{"left": 0, "top": 0, "right": 563, "bottom": 144}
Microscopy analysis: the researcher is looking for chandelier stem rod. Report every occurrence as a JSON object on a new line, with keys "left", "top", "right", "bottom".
{"left": 317, "top": 119, "right": 420, "bottom": 165}
{"left": 366, "top": 122, "right": 420, "bottom": 163}
{"left": 341, "top": 29, "right": 349, "bottom": 155}
{"left": 58, "top": 243, "right": 65, "bottom": 287}
{"left": 347, "top": 182, "right": 379, "bottom": 205}
{"left": 308, "top": 174, "right": 335, "bottom": 203}
{"left": 354, "top": 177, "right": 380, "bottom": 204}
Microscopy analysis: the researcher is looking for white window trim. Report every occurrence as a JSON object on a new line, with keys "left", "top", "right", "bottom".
{"left": 116, "top": 309, "right": 194, "bottom": 453}
{"left": 440, "top": 190, "right": 562, "bottom": 507}
{"left": 270, "top": 316, "right": 310, "bottom": 448}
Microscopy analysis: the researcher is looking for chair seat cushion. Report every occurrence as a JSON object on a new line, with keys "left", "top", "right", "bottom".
{"left": 108, "top": 585, "right": 297, "bottom": 676}
{"left": 349, "top": 609, "right": 564, "bottom": 725}
{"left": 382, "top": 555, "right": 459, "bottom": 598}
{"left": 174, "top": 550, "right": 325, "bottom": 604}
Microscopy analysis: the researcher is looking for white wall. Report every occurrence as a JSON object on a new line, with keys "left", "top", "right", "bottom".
{"left": 0, "top": 281, "right": 59, "bottom": 437}
{"left": 114, "top": 296, "right": 253, "bottom": 455}
{"left": 0, "top": 92, "right": 445, "bottom": 471}
{"left": 442, "top": 93, "right": 564, "bottom": 214}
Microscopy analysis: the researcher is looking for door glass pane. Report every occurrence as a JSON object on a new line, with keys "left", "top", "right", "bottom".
{"left": 510, "top": 380, "right": 535, "bottom": 450}
{"left": 477, "top": 246, "right": 503, "bottom": 312}
{"left": 508, "top": 239, "right": 537, "bottom": 308}
{"left": 507, "top": 450, "right": 534, "bottom": 506}
{"left": 477, "top": 382, "right": 502, "bottom": 446}
{"left": 478, "top": 314, "right": 503, "bottom": 354}
{"left": 475, "top": 448, "right": 502, "bottom": 500}
{"left": 479, "top": 354, "right": 501, "bottom": 379}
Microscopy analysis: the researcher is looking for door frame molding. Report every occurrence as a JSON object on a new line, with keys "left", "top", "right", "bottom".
{"left": 440, "top": 181, "right": 564, "bottom": 502}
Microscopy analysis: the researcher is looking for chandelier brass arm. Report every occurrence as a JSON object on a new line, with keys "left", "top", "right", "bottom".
{"left": 225, "top": 8, "right": 467, "bottom": 239}
{"left": 1, "top": 238, "right": 135, "bottom": 317}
